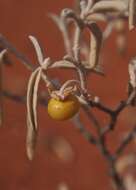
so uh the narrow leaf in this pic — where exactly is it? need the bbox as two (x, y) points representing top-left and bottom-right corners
(49, 13), (64, 32)
(86, 13), (107, 22)
(50, 60), (75, 69)
(26, 67), (42, 160)
(29, 36), (44, 65)
(0, 49), (7, 127)
(88, 23), (102, 69)
(89, 1), (127, 13)
(128, 58), (136, 88)
(128, 58), (136, 106)
(129, 0), (136, 30)
(49, 13), (72, 56)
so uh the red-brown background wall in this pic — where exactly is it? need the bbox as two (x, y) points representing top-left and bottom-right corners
(0, 0), (136, 190)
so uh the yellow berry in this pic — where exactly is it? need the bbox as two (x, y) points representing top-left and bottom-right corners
(47, 95), (80, 121)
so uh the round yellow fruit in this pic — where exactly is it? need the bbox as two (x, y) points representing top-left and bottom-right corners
(47, 95), (80, 121)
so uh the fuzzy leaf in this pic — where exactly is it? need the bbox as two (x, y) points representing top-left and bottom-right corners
(128, 58), (136, 88)
(49, 14), (64, 32)
(86, 13), (107, 22)
(90, 1), (127, 13)
(26, 67), (42, 160)
(50, 60), (75, 69)
(128, 58), (136, 106)
(29, 36), (44, 65)
(0, 49), (7, 127)
(88, 23), (102, 69)
(129, 0), (136, 30)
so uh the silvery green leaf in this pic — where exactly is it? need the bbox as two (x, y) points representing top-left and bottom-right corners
(128, 58), (136, 106)
(90, 1), (127, 13)
(50, 60), (75, 69)
(26, 67), (42, 160)
(29, 36), (45, 65)
(129, 0), (136, 30)
(128, 58), (136, 88)
(88, 23), (102, 69)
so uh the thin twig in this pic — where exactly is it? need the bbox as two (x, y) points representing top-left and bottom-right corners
(72, 114), (97, 144)
(0, 34), (35, 70)
(115, 126), (136, 157)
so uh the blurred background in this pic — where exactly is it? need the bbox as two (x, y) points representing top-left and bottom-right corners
(0, 0), (136, 190)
